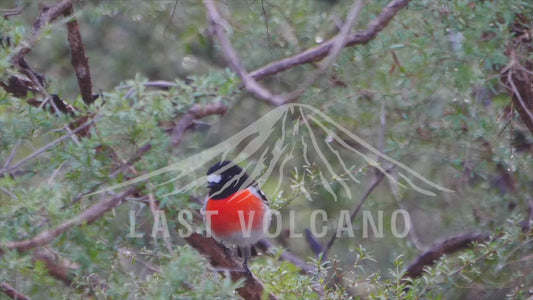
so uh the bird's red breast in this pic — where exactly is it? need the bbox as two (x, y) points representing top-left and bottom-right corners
(205, 188), (268, 239)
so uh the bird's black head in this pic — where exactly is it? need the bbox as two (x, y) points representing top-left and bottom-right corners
(207, 161), (252, 199)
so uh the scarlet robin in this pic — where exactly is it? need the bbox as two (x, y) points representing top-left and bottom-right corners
(204, 161), (271, 271)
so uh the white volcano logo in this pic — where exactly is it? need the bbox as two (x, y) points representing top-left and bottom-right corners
(88, 103), (452, 200)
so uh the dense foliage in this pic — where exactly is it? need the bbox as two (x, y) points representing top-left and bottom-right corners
(1, 0), (533, 299)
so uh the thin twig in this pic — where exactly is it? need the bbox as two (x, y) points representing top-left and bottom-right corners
(171, 101), (227, 147)
(164, 0), (180, 39)
(274, 0), (364, 104)
(0, 187), (18, 199)
(203, 0), (275, 103)
(122, 81), (180, 100)
(63, 139), (149, 209)
(205, 0), (408, 106)
(256, 238), (316, 275)
(323, 168), (387, 257)
(1, 140), (21, 170)
(260, 0), (272, 49)
(507, 67), (533, 131)
(0, 116), (98, 176)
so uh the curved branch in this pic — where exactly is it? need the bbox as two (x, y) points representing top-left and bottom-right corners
(204, 0), (410, 106)
(203, 0), (274, 103)
(249, 0), (412, 81)
(403, 231), (490, 279)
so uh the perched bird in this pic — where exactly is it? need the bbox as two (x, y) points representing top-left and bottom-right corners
(204, 161), (271, 271)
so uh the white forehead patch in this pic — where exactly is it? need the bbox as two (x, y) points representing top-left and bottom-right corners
(207, 174), (222, 184)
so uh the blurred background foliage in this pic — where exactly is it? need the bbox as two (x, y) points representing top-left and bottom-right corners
(1, 0), (533, 298)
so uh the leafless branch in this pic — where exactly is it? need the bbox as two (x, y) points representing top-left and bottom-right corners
(403, 231), (490, 279)
(2, 187), (137, 253)
(203, 0), (276, 104)
(171, 101), (227, 147)
(122, 80), (180, 99)
(184, 233), (277, 300)
(379, 101), (424, 251)
(144, 80), (179, 89)
(260, 0), (272, 49)
(249, 0), (412, 81)
(519, 198), (533, 232)
(506, 65), (533, 134)
(204, 0), (408, 106)
(7, 0), (73, 101)
(1, 140), (21, 171)
(1, 7), (22, 18)
(0, 282), (30, 300)
(2, 0), (93, 115)
(11, 0), (73, 66)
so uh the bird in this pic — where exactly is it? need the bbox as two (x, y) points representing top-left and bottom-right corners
(204, 161), (271, 272)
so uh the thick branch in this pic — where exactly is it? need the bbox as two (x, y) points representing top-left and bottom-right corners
(32, 248), (74, 286)
(403, 231), (490, 279)
(249, 0), (412, 81)
(0, 282), (30, 300)
(2, 187), (137, 253)
(184, 233), (277, 300)
(64, 3), (95, 104)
